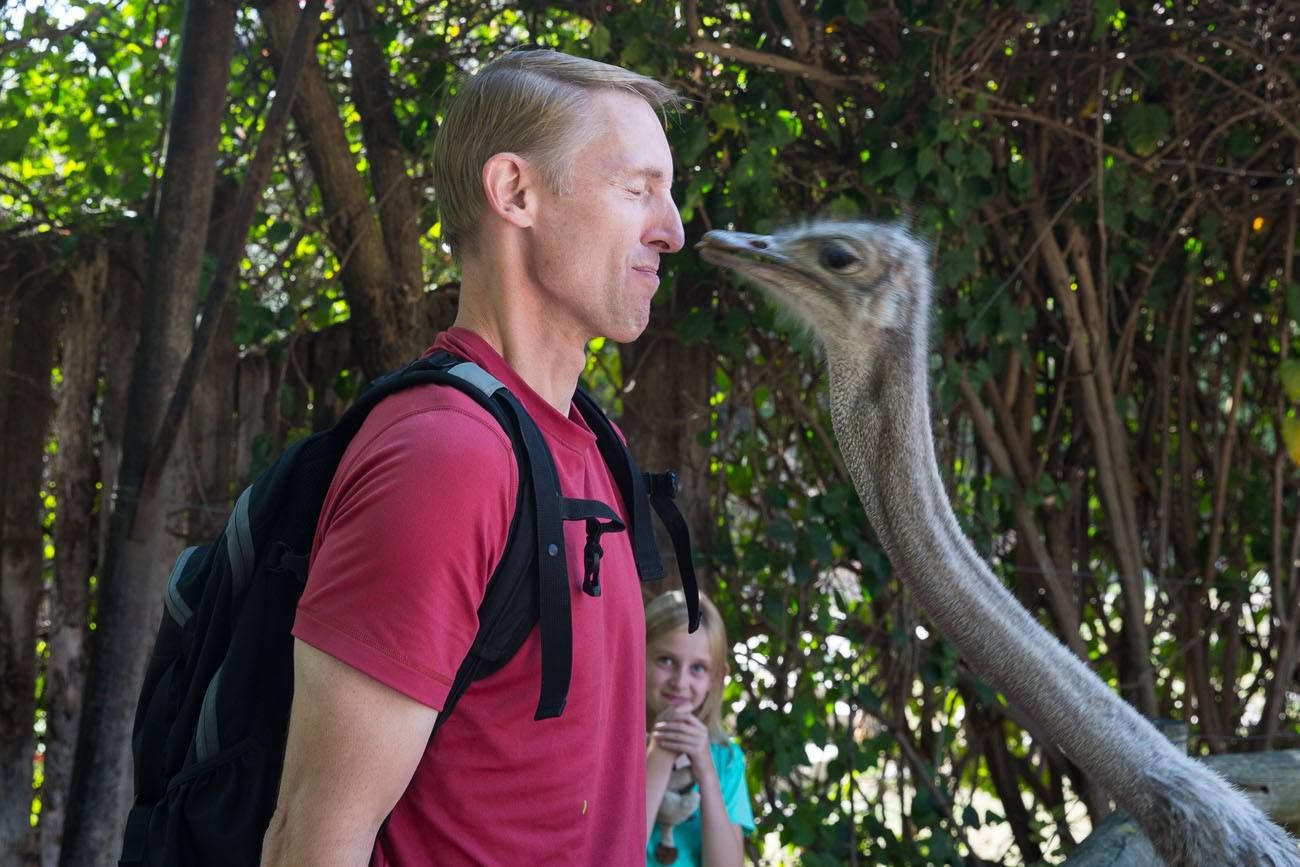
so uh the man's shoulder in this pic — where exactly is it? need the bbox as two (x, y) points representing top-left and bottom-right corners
(314, 381), (522, 548)
(326, 382), (520, 499)
(355, 382), (515, 454)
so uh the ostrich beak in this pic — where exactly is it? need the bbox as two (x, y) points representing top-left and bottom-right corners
(695, 230), (788, 269)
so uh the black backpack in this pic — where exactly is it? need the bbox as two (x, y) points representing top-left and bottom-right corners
(118, 348), (700, 867)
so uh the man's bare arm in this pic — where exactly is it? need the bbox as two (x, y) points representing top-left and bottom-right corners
(259, 640), (438, 867)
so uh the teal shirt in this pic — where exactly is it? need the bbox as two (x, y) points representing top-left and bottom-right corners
(646, 741), (755, 867)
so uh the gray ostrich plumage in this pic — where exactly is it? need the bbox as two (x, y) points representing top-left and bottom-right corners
(697, 220), (1299, 867)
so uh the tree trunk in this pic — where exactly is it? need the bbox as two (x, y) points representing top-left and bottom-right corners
(341, 0), (425, 300)
(39, 248), (109, 867)
(59, 0), (238, 862)
(1032, 206), (1157, 715)
(0, 247), (65, 867)
(93, 230), (148, 595)
(261, 0), (423, 379)
(172, 296), (238, 543)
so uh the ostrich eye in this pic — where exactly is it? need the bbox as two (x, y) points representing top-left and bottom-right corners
(818, 242), (860, 272)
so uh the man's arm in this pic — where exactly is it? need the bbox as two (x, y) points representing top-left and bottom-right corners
(259, 640), (438, 867)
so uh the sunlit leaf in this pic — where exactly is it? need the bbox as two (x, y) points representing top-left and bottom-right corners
(589, 23), (610, 58)
(1283, 361), (1300, 402)
(1284, 417), (1300, 466)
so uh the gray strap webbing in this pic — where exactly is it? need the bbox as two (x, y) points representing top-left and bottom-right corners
(446, 362), (504, 398)
(164, 546), (200, 627)
(195, 666), (223, 763)
(225, 486), (255, 601)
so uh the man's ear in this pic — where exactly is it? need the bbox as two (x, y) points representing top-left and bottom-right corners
(481, 152), (536, 230)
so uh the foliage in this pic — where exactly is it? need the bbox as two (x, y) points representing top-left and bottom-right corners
(4, 0), (1299, 864)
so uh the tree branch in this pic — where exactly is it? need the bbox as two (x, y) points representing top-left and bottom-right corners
(682, 0), (873, 89)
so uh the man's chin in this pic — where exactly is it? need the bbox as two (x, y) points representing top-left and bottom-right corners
(603, 320), (650, 345)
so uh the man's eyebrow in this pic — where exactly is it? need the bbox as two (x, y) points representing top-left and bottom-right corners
(613, 166), (668, 182)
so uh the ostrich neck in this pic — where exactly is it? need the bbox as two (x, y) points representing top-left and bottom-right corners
(823, 347), (1177, 822)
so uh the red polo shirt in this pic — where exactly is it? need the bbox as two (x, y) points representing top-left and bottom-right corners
(294, 327), (646, 865)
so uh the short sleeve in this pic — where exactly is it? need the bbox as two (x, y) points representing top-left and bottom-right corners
(293, 394), (517, 711)
(716, 741), (755, 832)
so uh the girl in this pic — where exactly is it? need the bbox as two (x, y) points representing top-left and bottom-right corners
(645, 591), (754, 866)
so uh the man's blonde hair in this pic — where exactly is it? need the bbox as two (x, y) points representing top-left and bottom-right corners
(431, 48), (683, 259)
(645, 590), (731, 743)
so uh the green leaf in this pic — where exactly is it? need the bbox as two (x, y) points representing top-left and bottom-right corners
(1284, 417), (1300, 466)
(821, 485), (850, 516)
(676, 121), (709, 165)
(893, 169), (917, 201)
(708, 103), (741, 134)
(845, 0), (868, 25)
(855, 682), (882, 713)
(863, 147), (904, 183)
(968, 145), (993, 178)
(620, 37), (651, 67)
(1093, 0), (1120, 39)
(1124, 104), (1169, 157)
(66, 120), (90, 149)
(1008, 158), (1032, 195)
(809, 525), (834, 565)
(1282, 360), (1300, 402)
(935, 165), (957, 202)
(916, 146), (937, 177)
(827, 194), (860, 217)
(266, 220), (294, 245)
(1286, 283), (1300, 325)
(0, 117), (39, 165)
(678, 306), (712, 344)
(936, 245), (978, 287)
(771, 110), (801, 146)
(589, 24), (611, 58)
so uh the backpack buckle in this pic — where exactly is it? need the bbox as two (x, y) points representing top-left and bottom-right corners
(268, 540), (309, 585)
(581, 516), (624, 597)
(645, 471), (679, 500)
(558, 498), (626, 599)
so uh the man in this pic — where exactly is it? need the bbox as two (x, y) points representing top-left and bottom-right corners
(259, 49), (685, 866)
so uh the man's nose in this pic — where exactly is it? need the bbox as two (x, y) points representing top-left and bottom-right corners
(647, 196), (685, 253)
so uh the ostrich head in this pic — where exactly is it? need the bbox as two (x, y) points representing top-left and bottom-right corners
(696, 220), (936, 454)
(695, 220), (932, 368)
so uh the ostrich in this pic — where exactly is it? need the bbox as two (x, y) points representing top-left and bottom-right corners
(697, 220), (1300, 866)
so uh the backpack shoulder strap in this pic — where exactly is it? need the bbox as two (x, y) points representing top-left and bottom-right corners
(404, 351), (577, 724)
(571, 388), (701, 632)
(571, 389), (660, 577)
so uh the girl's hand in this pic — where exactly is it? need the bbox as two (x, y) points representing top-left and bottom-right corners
(650, 707), (714, 779)
(647, 705), (688, 762)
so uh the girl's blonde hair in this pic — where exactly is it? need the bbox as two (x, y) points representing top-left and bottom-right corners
(645, 590), (730, 742)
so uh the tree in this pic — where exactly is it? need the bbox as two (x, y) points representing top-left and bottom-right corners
(58, 0), (240, 860)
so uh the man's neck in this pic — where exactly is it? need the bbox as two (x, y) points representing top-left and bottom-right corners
(454, 272), (587, 415)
